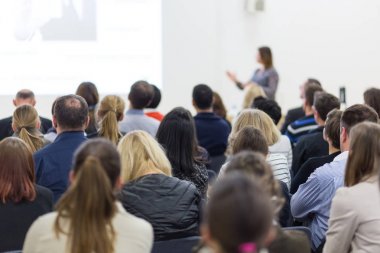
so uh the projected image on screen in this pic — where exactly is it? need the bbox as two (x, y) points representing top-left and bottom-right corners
(0, 0), (161, 95)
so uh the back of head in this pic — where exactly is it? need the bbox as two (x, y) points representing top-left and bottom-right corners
(304, 83), (323, 107)
(232, 126), (269, 155)
(12, 104), (43, 152)
(156, 107), (197, 177)
(232, 109), (280, 146)
(345, 122), (380, 186)
(118, 130), (172, 182)
(363, 87), (380, 116)
(341, 104), (379, 134)
(128, 80), (154, 109)
(243, 85), (266, 109)
(55, 138), (120, 253)
(252, 96), (282, 125)
(146, 84), (162, 109)
(0, 137), (35, 203)
(98, 95), (125, 144)
(14, 89), (36, 106)
(212, 92), (228, 119)
(258, 46), (273, 69)
(306, 78), (322, 87)
(313, 91), (340, 121)
(225, 151), (284, 216)
(76, 82), (99, 134)
(54, 94), (89, 131)
(204, 171), (273, 253)
(324, 109), (343, 150)
(193, 84), (213, 110)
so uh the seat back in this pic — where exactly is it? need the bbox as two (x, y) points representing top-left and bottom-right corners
(283, 226), (312, 244)
(151, 236), (200, 253)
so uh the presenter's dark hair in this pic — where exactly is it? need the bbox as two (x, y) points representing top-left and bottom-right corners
(146, 84), (162, 109)
(364, 87), (380, 116)
(252, 96), (282, 125)
(128, 80), (154, 109)
(54, 94), (89, 130)
(156, 107), (200, 177)
(258, 46), (273, 69)
(341, 104), (379, 134)
(313, 92), (340, 121)
(193, 84), (213, 109)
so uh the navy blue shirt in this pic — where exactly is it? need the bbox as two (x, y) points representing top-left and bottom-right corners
(33, 131), (87, 202)
(194, 112), (230, 156)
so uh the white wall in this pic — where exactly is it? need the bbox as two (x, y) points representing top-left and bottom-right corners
(1, 0), (380, 119)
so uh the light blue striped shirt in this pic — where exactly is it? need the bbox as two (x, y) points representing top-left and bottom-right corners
(291, 151), (348, 250)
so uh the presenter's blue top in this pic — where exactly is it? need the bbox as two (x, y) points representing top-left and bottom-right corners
(250, 67), (279, 100)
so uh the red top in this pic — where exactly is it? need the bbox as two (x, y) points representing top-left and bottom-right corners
(145, 111), (164, 122)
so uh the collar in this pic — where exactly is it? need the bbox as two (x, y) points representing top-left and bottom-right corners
(333, 151), (349, 162)
(54, 131), (85, 142)
(126, 109), (144, 115)
(195, 112), (216, 117)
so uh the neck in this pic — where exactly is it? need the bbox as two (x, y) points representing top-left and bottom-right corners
(316, 118), (325, 126)
(304, 106), (313, 116)
(197, 108), (213, 113)
(329, 145), (340, 155)
(57, 127), (84, 135)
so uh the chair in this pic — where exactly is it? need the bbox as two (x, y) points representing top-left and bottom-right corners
(151, 236), (201, 253)
(2, 251), (22, 253)
(208, 155), (226, 175)
(283, 226), (312, 244)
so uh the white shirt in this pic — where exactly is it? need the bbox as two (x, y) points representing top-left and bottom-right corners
(23, 202), (153, 253)
(269, 135), (293, 172)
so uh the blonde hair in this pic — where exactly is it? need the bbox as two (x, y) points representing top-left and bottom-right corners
(98, 95), (125, 145)
(229, 109), (280, 154)
(12, 105), (44, 153)
(117, 131), (172, 182)
(242, 85), (266, 109)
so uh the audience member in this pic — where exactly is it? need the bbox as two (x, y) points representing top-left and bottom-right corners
(43, 99), (58, 143)
(145, 84), (164, 121)
(285, 82), (323, 144)
(228, 109), (291, 183)
(156, 107), (208, 197)
(291, 104), (379, 251)
(88, 95), (125, 144)
(193, 84), (231, 156)
(34, 94), (88, 202)
(224, 152), (310, 252)
(119, 80), (160, 136)
(281, 78), (321, 134)
(242, 84), (266, 109)
(75, 82), (99, 135)
(252, 96), (282, 126)
(201, 172), (274, 253)
(24, 139), (153, 253)
(212, 91), (231, 128)
(118, 131), (202, 241)
(323, 122), (380, 253)
(292, 92), (340, 176)
(12, 104), (47, 153)
(363, 87), (380, 116)
(291, 109), (342, 194)
(0, 89), (52, 140)
(0, 138), (52, 252)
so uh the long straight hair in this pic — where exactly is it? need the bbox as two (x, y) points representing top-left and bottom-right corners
(156, 107), (199, 177)
(345, 122), (380, 186)
(258, 46), (273, 69)
(12, 104), (44, 153)
(54, 139), (120, 253)
(98, 95), (125, 144)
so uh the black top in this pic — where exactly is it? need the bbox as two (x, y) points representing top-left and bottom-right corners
(0, 116), (52, 141)
(0, 185), (53, 252)
(279, 181), (292, 227)
(291, 126), (328, 176)
(120, 174), (202, 241)
(281, 106), (305, 134)
(173, 163), (208, 198)
(290, 151), (341, 194)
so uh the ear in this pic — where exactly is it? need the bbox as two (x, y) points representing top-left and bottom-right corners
(31, 98), (36, 107)
(119, 113), (124, 122)
(13, 99), (17, 107)
(84, 115), (90, 129)
(36, 119), (41, 130)
(263, 226), (277, 247)
(69, 170), (75, 184)
(115, 176), (123, 190)
(52, 115), (58, 129)
(11, 122), (17, 132)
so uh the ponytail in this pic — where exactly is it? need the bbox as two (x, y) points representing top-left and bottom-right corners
(99, 111), (121, 145)
(55, 156), (117, 253)
(18, 127), (44, 153)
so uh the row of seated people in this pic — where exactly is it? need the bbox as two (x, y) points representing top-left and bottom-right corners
(0, 79), (380, 253)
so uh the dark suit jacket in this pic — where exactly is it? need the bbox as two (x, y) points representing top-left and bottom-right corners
(0, 116), (52, 141)
(281, 106), (305, 134)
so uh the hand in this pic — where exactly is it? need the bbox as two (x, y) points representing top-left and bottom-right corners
(226, 71), (238, 83)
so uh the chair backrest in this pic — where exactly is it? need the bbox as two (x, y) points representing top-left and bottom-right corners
(283, 226), (312, 244)
(151, 236), (201, 253)
(208, 155), (226, 175)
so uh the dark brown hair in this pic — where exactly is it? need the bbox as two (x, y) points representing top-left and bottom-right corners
(304, 83), (323, 107)
(54, 94), (89, 130)
(232, 126), (269, 156)
(364, 87), (380, 116)
(345, 122), (380, 186)
(324, 109), (343, 150)
(258, 46), (273, 69)
(55, 139), (120, 253)
(76, 82), (99, 134)
(212, 92), (228, 119)
(205, 172), (273, 253)
(0, 137), (36, 203)
(128, 80), (154, 109)
(313, 91), (340, 121)
(341, 104), (379, 134)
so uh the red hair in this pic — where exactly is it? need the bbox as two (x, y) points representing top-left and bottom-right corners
(0, 137), (36, 203)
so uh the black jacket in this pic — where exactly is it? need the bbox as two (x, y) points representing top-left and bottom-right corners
(120, 174), (202, 241)
(0, 115), (52, 141)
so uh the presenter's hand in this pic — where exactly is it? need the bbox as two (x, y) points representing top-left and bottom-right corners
(226, 71), (238, 83)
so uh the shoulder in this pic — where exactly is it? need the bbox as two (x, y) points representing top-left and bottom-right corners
(36, 185), (54, 199)
(116, 202), (153, 232)
(268, 153), (287, 163)
(0, 116), (12, 124)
